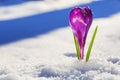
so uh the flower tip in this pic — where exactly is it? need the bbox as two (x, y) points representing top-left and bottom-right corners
(84, 6), (90, 10)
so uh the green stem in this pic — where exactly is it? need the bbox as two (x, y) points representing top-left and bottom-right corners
(86, 25), (98, 62)
(73, 33), (80, 60)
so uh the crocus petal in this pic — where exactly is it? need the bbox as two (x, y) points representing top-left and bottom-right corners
(69, 7), (93, 59)
(83, 6), (93, 44)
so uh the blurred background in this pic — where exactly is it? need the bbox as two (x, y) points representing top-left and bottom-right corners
(0, 0), (120, 45)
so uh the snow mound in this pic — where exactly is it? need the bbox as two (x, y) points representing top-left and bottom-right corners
(34, 58), (120, 80)
(1, 57), (120, 80)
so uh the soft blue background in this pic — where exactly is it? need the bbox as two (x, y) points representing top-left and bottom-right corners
(0, 0), (120, 45)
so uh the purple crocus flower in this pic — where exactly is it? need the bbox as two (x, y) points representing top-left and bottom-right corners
(69, 7), (93, 59)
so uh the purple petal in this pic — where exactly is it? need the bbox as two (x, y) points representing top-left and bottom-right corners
(83, 6), (93, 45)
(69, 7), (93, 59)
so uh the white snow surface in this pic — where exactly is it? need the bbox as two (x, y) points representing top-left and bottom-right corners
(0, 0), (120, 80)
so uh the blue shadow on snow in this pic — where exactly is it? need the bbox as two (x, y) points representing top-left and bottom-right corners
(0, 0), (120, 45)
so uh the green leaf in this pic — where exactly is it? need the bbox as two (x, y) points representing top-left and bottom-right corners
(73, 33), (80, 60)
(86, 25), (98, 62)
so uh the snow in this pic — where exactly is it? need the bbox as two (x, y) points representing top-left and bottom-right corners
(0, 0), (93, 20)
(0, 0), (120, 80)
